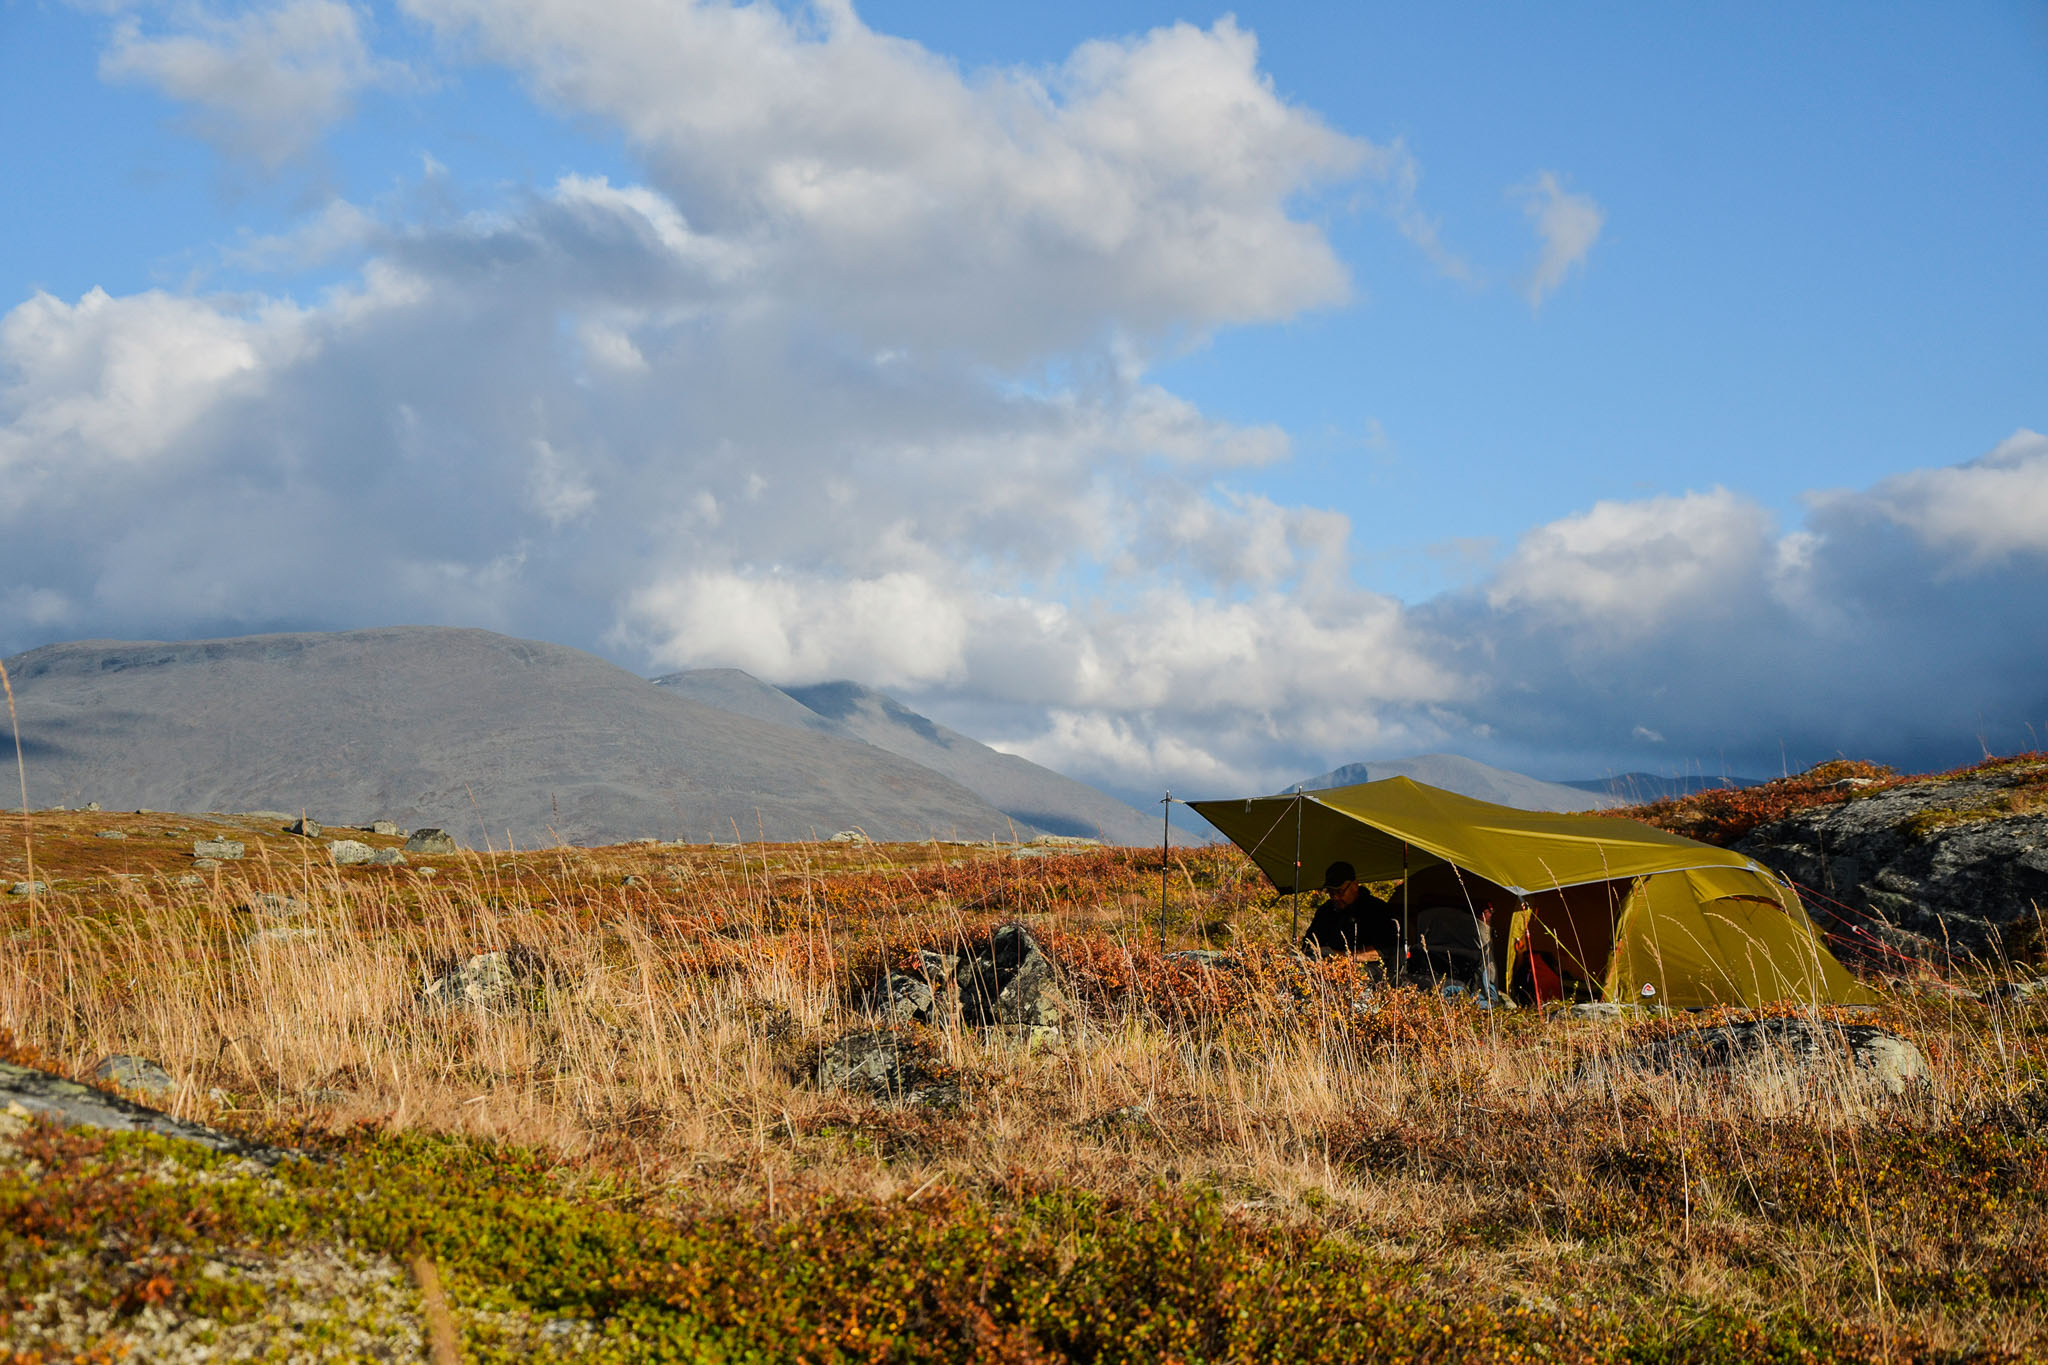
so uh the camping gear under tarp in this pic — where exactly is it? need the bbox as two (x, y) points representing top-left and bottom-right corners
(1189, 777), (1871, 1009)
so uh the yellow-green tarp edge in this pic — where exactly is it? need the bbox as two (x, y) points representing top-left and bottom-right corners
(1189, 776), (1769, 896)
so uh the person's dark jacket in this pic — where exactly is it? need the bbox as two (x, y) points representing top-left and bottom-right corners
(1300, 889), (1401, 963)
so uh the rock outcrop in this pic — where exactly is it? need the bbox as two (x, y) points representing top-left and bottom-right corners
(1733, 761), (2048, 964)
(1624, 1018), (1929, 1097)
(1, 1061), (288, 1163)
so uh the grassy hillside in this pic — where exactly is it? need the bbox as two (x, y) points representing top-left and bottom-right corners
(2, 803), (2046, 1361)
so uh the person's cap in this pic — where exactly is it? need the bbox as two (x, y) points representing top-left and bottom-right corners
(1321, 860), (1356, 890)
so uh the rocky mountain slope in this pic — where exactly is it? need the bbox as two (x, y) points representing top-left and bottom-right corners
(656, 670), (1176, 845)
(1299, 753), (1625, 812)
(0, 628), (1030, 846)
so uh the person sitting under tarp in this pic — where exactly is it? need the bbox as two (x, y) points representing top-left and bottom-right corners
(1300, 861), (1400, 965)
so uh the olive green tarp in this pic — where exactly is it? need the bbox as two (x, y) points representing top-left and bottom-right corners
(1189, 777), (1872, 1008)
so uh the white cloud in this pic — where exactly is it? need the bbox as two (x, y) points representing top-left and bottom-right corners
(401, 2), (1369, 359)
(1485, 488), (1775, 628)
(1513, 170), (1604, 307)
(100, 0), (408, 167)
(1829, 428), (2048, 566)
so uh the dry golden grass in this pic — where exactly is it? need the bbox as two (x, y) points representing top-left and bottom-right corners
(4, 807), (2048, 1360)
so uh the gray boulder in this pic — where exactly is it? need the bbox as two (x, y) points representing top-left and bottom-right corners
(420, 950), (538, 1011)
(193, 838), (245, 860)
(240, 892), (309, 918)
(95, 830), (127, 840)
(406, 828), (459, 855)
(91, 1054), (176, 1098)
(1634, 1017), (1928, 1096)
(366, 820), (403, 837)
(1732, 762), (2048, 963)
(1, 1060), (286, 1163)
(870, 971), (936, 1026)
(814, 1030), (957, 1106)
(960, 923), (1070, 1034)
(326, 839), (375, 866)
(8, 881), (47, 896)
(287, 817), (322, 837)
(368, 846), (407, 867)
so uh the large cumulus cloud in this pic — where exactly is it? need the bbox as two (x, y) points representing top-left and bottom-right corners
(3, 1), (2041, 803)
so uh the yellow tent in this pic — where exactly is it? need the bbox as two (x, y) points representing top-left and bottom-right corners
(1188, 777), (1871, 1008)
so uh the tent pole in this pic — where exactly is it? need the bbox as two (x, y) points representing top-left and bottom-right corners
(1159, 792), (1170, 955)
(1291, 788), (1303, 942)
(1401, 842), (1411, 984)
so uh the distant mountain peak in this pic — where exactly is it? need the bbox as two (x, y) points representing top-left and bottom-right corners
(1299, 753), (1623, 813)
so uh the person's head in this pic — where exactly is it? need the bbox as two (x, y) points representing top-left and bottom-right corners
(1322, 860), (1358, 902)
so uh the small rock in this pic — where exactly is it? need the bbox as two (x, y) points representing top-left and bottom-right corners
(300, 1087), (349, 1108)
(368, 847), (406, 866)
(815, 1029), (957, 1106)
(95, 830), (128, 840)
(871, 971), (936, 1025)
(1083, 1104), (1155, 1137)
(190, 858), (219, 871)
(415, 867), (439, 880)
(917, 948), (960, 982)
(366, 820), (402, 836)
(1982, 978), (2048, 1005)
(405, 828), (459, 855)
(1166, 949), (1240, 970)
(175, 874), (204, 888)
(92, 1055), (176, 1098)
(1567, 1002), (1629, 1021)
(81, 801), (102, 812)
(1028, 834), (1102, 848)
(621, 874), (644, 887)
(421, 950), (528, 1010)
(829, 830), (870, 844)
(286, 817), (322, 837)
(244, 926), (318, 948)
(193, 838), (244, 860)
(326, 839), (375, 866)
(8, 881), (48, 896)
(960, 923), (1070, 1032)
(239, 892), (309, 918)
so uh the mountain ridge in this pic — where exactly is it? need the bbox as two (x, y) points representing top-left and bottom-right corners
(1, 627), (1031, 846)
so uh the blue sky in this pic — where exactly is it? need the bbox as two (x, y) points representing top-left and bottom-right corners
(1, 0), (2043, 797)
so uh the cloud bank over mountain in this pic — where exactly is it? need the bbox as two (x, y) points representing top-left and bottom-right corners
(1, 1), (2041, 801)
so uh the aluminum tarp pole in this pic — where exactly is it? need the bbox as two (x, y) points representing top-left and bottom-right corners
(1159, 792), (1170, 955)
(1291, 788), (1304, 941)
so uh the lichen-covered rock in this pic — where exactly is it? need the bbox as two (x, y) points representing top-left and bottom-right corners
(814, 1030), (957, 1106)
(91, 1054), (176, 1098)
(419, 949), (545, 1010)
(326, 839), (375, 866)
(367, 847), (406, 867)
(287, 817), (322, 837)
(1732, 761), (2048, 963)
(194, 838), (245, 860)
(8, 881), (47, 896)
(405, 828), (459, 855)
(959, 923), (1070, 1033)
(1633, 1018), (1929, 1096)
(1, 1060), (286, 1162)
(366, 820), (403, 836)
(870, 971), (936, 1025)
